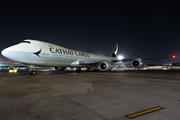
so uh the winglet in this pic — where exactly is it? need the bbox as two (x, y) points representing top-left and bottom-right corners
(110, 44), (118, 58)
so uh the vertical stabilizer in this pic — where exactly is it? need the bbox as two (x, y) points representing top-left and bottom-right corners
(110, 44), (118, 57)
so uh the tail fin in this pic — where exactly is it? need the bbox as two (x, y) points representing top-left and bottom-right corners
(110, 44), (118, 57)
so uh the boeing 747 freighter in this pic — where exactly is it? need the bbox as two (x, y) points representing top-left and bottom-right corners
(1, 39), (176, 75)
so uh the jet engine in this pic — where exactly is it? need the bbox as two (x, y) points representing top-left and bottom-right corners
(131, 58), (143, 67)
(98, 61), (113, 71)
(55, 67), (66, 71)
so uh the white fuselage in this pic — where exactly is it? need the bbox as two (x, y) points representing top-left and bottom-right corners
(1, 40), (117, 67)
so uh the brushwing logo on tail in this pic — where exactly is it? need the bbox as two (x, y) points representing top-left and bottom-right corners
(34, 49), (42, 57)
(114, 45), (118, 55)
(111, 44), (118, 57)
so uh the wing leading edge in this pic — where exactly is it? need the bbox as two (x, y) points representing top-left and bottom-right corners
(112, 56), (177, 62)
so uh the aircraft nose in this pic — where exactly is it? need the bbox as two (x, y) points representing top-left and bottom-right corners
(1, 48), (9, 58)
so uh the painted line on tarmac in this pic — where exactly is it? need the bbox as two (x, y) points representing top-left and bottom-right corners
(125, 106), (164, 119)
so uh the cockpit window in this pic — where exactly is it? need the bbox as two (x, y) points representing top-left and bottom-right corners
(21, 41), (31, 44)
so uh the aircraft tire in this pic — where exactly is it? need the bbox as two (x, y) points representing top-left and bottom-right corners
(76, 68), (82, 73)
(29, 70), (36, 75)
(86, 69), (90, 72)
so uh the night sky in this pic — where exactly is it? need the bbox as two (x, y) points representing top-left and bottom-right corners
(0, 1), (179, 64)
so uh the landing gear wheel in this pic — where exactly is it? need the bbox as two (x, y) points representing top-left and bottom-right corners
(29, 65), (36, 75)
(29, 70), (36, 75)
(86, 69), (90, 72)
(76, 68), (82, 73)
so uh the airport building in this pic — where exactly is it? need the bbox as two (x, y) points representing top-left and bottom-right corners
(0, 62), (28, 70)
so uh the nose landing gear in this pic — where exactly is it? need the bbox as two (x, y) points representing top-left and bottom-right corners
(29, 70), (36, 75)
(29, 65), (36, 75)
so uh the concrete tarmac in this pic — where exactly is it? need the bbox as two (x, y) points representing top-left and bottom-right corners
(0, 70), (180, 120)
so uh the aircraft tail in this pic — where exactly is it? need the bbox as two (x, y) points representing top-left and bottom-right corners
(110, 44), (118, 57)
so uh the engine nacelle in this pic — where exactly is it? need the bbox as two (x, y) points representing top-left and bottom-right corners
(55, 67), (66, 71)
(131, 58), (143, 67)
(98, 61), (113, 71)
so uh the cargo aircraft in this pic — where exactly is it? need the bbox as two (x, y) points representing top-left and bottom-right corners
(1, 39), (176, 75)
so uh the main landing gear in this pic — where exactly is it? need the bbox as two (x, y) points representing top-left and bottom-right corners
(29, 65), (36, 75)
(76, 68), (82, 73)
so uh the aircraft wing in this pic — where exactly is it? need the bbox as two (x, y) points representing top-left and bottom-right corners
(78, 60), (103, 65)
(71, 55), (177, 66)
(112, 56), (177, 62)
(71, 60), (103, 66)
